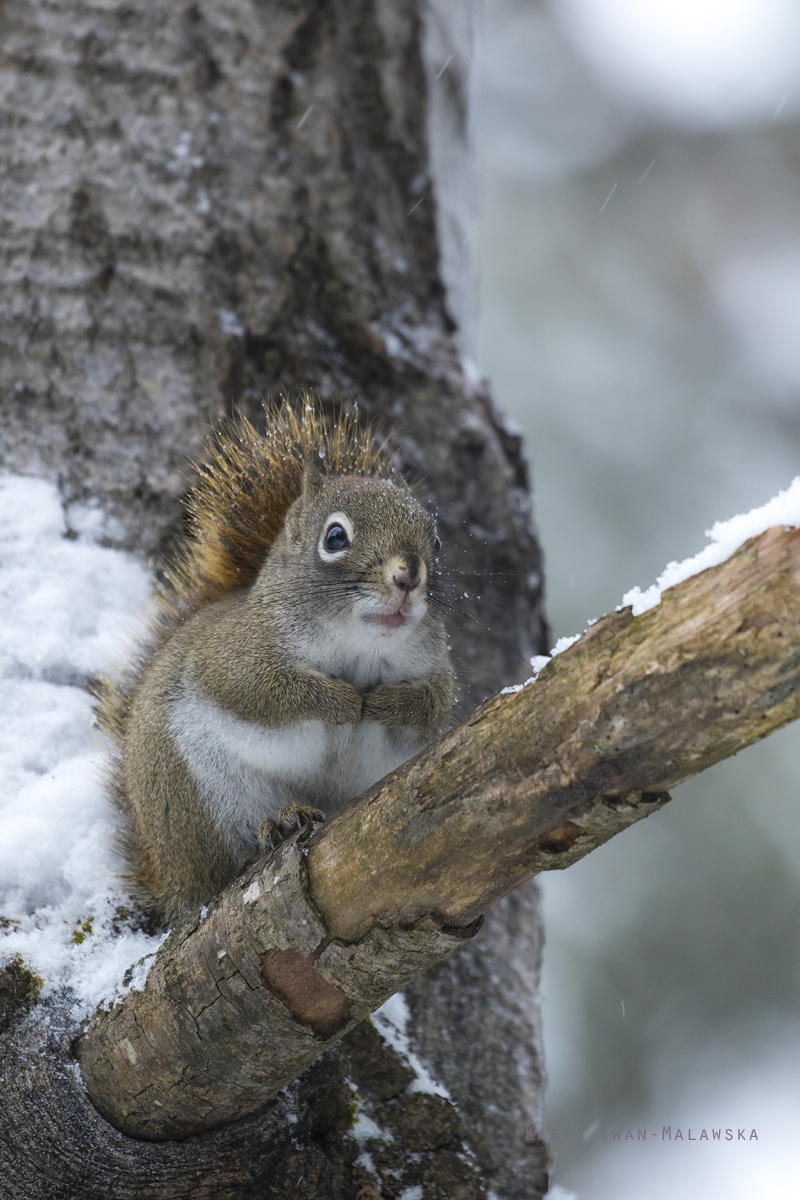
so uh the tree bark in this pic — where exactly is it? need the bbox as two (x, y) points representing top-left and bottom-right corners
(75, 522), (800, 1140)
(1, 1), (549, 1197)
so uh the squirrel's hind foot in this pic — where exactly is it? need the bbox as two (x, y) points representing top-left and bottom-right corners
(258, 804), (326, 853)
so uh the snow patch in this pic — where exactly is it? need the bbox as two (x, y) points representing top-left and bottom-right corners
(0, 473), (166, 1018)
(356, 1150), (377, 1176)
(551, 632), (582, 656)
(398, 1187), (424, 1200)
(218, 308), (245, 339)
(373, 993), (452, 1099)
(621, 476), (800, 615)
(503, 478), (800, 694)
(352, 1111), (394, 1144)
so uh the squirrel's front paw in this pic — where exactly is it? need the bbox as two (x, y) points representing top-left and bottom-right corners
(258, 804), (326, 853)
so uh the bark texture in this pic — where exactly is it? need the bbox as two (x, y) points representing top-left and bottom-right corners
(76, 523), (800, 1143)
(1, 1001), (493, 1200)
(78, 836), (480, 1141)
(1, 1), (549, 1196)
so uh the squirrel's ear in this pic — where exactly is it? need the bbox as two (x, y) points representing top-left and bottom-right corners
(301, 457), (326, 499)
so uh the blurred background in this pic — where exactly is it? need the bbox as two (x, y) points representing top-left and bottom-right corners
(474, 0), (800, 1195)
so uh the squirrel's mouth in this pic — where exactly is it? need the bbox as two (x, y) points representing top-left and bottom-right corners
(363, 596), (419, 629)
(364, 610), (407, 629)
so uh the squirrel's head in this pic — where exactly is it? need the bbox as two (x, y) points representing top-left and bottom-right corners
(253, 462), (444, 664)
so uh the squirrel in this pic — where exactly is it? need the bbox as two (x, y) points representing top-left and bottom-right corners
(97, 401), (454, 927)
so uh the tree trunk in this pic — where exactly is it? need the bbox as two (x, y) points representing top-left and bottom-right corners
(0, 1), (549, 1197)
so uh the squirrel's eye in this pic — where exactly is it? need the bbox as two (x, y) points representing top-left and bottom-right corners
(434, 535), (441, 553)
(324, 524), (350, 553)
(318, 511), (354, 561)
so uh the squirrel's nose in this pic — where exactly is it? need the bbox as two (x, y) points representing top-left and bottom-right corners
(392, 570), (419, 593)
(392, 556), (420, 593)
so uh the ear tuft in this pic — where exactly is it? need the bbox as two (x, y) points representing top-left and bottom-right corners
(302, 457), (326, 499)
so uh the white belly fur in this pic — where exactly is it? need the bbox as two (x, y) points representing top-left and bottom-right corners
(168, 684), (419, 852)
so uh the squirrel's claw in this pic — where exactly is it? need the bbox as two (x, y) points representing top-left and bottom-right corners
(258, 804), (326, 853)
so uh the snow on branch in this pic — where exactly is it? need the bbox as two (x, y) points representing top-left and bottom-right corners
(620, 475), (800, 615)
